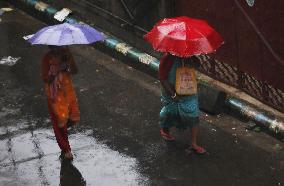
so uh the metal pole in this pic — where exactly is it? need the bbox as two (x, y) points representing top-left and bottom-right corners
(226, 97), (284, 135)
(78, 0), (147, 33)
(119, 0), (135, 21)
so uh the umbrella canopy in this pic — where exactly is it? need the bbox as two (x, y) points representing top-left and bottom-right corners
(144, 16), (224, 57)
(28, 23), (105, 46)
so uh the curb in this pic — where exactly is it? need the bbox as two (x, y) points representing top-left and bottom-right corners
(8, 0), (284, 137)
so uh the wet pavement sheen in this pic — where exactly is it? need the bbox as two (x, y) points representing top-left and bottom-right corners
(0, 129), (148, 186)
(0, 6), (283, 186)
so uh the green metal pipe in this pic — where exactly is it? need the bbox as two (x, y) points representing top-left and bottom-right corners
(226, 98), (284, 135)
(10, 0), (284, 136)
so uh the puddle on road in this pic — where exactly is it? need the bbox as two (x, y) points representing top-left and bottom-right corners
(0, 129), (149, 186)
(0, 107), (21, 118)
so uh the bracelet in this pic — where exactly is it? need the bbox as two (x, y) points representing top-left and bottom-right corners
(171, 93), (177, 99)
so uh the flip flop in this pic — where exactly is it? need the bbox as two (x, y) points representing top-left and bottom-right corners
(190, 146), (206, 155)
(160, 129), (175, 141)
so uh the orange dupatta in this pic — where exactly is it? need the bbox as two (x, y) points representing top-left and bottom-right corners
(42, 48), (80, 128)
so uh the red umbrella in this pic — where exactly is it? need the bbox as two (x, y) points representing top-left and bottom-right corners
(144, 16), (224, 57)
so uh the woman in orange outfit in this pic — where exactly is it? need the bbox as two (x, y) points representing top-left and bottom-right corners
(42, 46), (80, 160)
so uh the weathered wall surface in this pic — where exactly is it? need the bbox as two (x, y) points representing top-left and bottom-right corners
(174, 0), (284, 112)
(175, 0), (284, 91)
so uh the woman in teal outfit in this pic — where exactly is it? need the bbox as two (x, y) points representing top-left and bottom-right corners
(159, 53), (206, 154)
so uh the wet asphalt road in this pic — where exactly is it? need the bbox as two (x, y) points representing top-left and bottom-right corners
(0, 6), (284, 186)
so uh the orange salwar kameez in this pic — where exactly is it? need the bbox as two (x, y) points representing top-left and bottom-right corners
(42, 48), (80, 153)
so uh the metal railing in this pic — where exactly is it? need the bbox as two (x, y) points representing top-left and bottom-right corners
(199, 56), (284, 113)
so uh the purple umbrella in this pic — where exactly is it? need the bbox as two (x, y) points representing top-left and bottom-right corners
(28, 23), (105, 46)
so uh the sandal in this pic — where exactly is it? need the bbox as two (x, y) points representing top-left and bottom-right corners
(190, 146), (206, 155)
(160, 129), (175, 141)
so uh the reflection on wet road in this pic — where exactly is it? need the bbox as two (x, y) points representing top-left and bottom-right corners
(0, 128), (148, 186)
(60, 159), (86, 186)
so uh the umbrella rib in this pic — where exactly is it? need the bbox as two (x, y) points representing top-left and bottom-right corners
(186, 23), (206, 39)
(79, 25), (93, 43)
(86, 24), (104, 42)
(164, 29), (184, 41)
(88, 25), (102, 42)
(71, 27), (76, 45)
(58, 29), (64, 46)
(79, 25), (90, 44)
(71, 24), (88, 44)
(65, 23), (76, 45)
(45, 30), (54, 45)
(78, 24), (103, 44)
(186, 23), (213, 53)
(30, 28), (45, 44)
